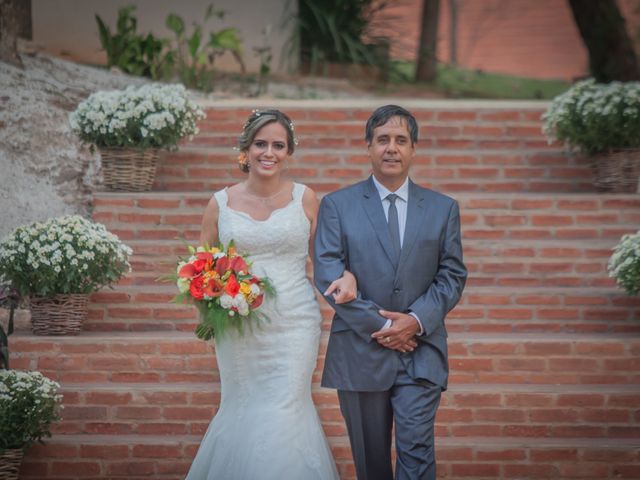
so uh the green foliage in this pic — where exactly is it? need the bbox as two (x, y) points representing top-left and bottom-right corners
(96, 6), (171, 80)
(253, 26), (273, 96)
(165, 5), (244, 92)
(286, 0), (388, 74)
(543, 79), (640, 154)
(0, 215), (132, 298)
(69, 83), (205, 150)
(388, 61), (570, 100)
(608, 230), (640, 296)
(0, 286), (19, 370)
(0, 370), (62, 451)
(96, 4), (245, 91)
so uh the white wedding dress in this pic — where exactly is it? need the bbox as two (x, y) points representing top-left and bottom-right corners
(185, 183), (339, 480)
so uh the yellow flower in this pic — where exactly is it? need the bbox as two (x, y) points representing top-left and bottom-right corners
(204, 270), (219, 281)
(239, 282), (252, 296)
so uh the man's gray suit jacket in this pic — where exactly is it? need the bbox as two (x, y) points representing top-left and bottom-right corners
(314, 176), (467, 392)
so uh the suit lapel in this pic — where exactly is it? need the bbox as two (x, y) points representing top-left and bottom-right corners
(361, 177), (396, 267)
(396, 180), (427, 276)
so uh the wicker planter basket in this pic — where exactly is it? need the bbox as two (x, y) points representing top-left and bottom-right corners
(592, 149), (640, 193)
(99, 147), (159, 192)
(30, 294), (88, 336)
(0, 449), (23, 480)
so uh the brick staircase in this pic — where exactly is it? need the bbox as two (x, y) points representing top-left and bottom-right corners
(10, 100), (640, 479)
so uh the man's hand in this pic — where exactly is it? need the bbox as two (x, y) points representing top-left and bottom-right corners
(371, 310), (420, 352)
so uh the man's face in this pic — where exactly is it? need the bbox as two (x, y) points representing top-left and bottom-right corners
(368, 116), (415, 189)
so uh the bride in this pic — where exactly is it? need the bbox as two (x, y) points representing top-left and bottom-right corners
(185, 109), (355, 479)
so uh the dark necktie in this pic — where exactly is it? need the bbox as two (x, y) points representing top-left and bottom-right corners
(386, 193), (401, 262)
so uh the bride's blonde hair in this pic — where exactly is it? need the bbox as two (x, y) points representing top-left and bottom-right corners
(237, 109), (297, 173)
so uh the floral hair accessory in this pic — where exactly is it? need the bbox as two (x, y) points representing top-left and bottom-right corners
(237, 151), (248, 168)
(241, 109), (298, 146)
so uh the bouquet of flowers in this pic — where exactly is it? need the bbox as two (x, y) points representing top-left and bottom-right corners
(174, 241), (274, 339)
(69, 83), (206, 151)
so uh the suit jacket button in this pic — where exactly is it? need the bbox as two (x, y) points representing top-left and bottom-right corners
(393, 288), (401, 294)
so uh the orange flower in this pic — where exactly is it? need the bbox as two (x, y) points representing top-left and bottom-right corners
(203, 277), (224, 297)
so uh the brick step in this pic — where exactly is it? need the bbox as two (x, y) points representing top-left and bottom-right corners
(10, 331), (640, 385)
(50, 382), (639, 440)
(92, 193), (640, 242)
(121, 237), (620, 288)
(20, 434), (640, 480)
(435, 437), (640, 480)
(152, 102), (596, 194)
(85, 286), (640, 333)
(155, 146), (596, 194)
(189, 104), (550, 151)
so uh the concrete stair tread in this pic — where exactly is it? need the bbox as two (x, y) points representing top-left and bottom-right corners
(58, 381), (639, 394)
(93, 191), (640, 199)
(102, 283), (634, 294)
(123, 237), (622, 246)
(11, 330), (640, 341)
(41, 433), (640, 447)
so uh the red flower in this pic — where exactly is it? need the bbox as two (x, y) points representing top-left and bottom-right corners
(229, 256), (248, 273)
(215, 256), (230, 276)
(178, 263), (198, 278)
(225, 274), (240, 296)
(250, 294), (264, 309)
(189, 276), (205, 300)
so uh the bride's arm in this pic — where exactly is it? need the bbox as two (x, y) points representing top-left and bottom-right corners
(302, 186), (357, 304)
(199, 196), (220, 247)
(302, 185), (319, 259)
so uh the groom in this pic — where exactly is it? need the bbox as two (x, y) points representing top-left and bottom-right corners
(314, 105), (467, 479)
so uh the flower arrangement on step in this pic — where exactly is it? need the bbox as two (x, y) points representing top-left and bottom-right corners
(542, 78), (640, 192)
(171, 241), (274, 340)
(0, 215), (132, 335)
(608, 230), (640, 295)
(0, 369), (63, 476)
(69, 83), (206, 191)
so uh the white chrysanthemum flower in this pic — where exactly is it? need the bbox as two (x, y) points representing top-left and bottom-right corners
(0, 215), (131, 297)
(177, 277), (190, 293)
(69, 83), (205, 150)
(219, 294), (234, 309)
(233, 295), (249, 316)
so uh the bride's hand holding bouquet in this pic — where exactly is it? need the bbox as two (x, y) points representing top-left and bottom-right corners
(172, 241), (274, 340)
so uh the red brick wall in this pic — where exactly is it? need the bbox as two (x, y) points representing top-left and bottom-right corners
(371, 0), (640, 81)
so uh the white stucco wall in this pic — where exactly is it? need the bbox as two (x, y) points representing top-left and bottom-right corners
(32, 0), (297, 74)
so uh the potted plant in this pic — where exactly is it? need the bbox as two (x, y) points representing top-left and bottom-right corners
(0, 370), (62, 479)
(542, 78), (640, 192)
(69, 83), (206, 191)
(0, 285), (20, 369)
(608, 230), (640, 295)
(0, 215), (132, 335)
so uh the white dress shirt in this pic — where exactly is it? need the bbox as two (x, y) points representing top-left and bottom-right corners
(371, 176), (424, 336)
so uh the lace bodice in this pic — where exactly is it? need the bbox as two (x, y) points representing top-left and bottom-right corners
(214, 183), (310, 297)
